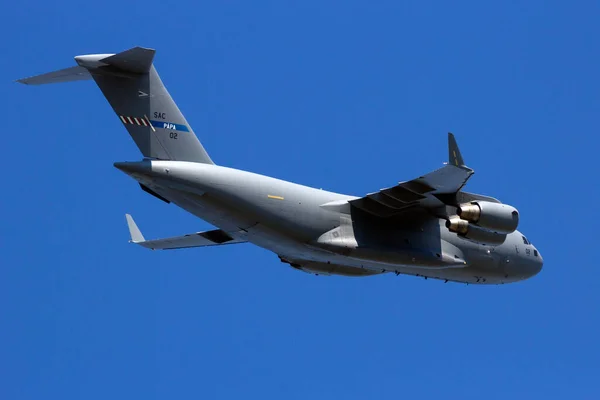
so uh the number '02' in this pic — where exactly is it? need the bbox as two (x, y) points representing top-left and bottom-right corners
(169, 132), (178, 139)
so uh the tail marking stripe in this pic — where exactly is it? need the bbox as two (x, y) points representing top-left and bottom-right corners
(120, 115), (156, 129)
(144, 115), (156, 132)
(149, 120), (190, 132)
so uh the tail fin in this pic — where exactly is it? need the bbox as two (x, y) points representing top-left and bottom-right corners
(18, 47), (214, 164)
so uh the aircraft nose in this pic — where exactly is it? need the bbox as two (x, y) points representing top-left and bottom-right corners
(533, 257), (543, 275)
(528, 248), (543, 277)
(509, 248), (543, 281)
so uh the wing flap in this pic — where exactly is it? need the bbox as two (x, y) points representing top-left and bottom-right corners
(350, 133), (474, 218)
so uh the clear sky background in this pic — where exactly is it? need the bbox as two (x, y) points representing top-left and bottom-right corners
(2, 1), (599, 398)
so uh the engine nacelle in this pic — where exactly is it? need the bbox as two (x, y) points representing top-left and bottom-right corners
(457, 201), (519, 234)
(446, 216), (507, 246)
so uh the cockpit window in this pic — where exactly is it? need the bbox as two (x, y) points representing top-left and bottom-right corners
(522, 236), (530, 245)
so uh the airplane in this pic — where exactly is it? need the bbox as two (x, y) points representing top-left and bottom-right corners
(18, 46), (543, 285)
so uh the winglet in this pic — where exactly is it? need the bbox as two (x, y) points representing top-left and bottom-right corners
(448, 132), (466, 168)
(125, 214), (145, 243)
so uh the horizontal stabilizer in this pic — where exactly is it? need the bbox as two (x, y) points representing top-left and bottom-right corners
(98, 47), (155, 74)
(124, 214), (247, 250)
(18, 47), (155, 85)
(17, 65), (91, 85)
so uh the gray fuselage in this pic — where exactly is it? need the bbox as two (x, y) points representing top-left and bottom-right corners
(115, 160), (543, 285)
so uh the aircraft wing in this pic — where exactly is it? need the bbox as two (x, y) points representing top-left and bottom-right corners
(125, 214), (247, 250)
(349, 133), (475, 217)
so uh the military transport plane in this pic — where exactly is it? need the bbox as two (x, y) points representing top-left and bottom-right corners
(19, 46), (542, 284)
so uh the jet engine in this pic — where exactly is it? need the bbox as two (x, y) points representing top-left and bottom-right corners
(457, 201), (519, 234)
(446, 216), (507, 245)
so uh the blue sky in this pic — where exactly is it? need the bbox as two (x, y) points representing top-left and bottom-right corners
(2, 1), (599, 398)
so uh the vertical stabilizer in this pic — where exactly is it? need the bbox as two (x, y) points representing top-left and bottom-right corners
(18, 47), (214, 164)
